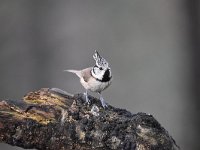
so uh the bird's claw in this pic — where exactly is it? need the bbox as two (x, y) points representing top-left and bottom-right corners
(84, 92), (90, 105)
(100, 97), (108, 108)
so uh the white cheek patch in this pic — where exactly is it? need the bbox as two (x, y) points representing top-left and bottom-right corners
(92, 67), (104, 81)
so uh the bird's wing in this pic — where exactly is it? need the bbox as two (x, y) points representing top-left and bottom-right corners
(81, 67), (93, 82)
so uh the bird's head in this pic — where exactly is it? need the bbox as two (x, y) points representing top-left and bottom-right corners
(92, 50), (111, 82)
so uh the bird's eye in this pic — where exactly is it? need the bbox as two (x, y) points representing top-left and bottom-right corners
(99, 67), (103, 70)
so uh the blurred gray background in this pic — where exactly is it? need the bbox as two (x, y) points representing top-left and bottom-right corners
(0, 0), (199, 150)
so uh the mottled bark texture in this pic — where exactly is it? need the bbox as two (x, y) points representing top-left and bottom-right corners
(0, 88), (179, 150)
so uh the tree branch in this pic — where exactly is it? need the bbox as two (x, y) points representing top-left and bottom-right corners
(0, 88), (179, 150)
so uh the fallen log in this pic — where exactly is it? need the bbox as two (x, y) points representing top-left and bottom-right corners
(0, 88), (179, 150)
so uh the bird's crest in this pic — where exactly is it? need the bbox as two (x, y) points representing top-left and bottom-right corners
(93, 50), (108, 68)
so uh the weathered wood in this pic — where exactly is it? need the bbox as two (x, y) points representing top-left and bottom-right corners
(0, 88), (179, 150)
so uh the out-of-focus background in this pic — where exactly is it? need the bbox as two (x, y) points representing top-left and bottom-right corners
(0, 0), (199, 150)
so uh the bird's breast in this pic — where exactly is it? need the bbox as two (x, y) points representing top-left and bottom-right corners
(80, 77), (111, 93)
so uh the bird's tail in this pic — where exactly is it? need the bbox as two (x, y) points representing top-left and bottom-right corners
(64, 69), (82, 78)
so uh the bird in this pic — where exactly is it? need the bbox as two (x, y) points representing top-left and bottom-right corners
(64, 50), (112, 108)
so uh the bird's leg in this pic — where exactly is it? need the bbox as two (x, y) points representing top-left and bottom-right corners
(98, 92), (108, 108)
(84, 90), (90, 104)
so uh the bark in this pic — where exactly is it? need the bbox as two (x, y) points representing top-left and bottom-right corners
(0, 88), (179, 150)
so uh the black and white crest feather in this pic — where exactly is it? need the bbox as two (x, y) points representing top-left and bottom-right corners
(93, 50), (108, 68)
